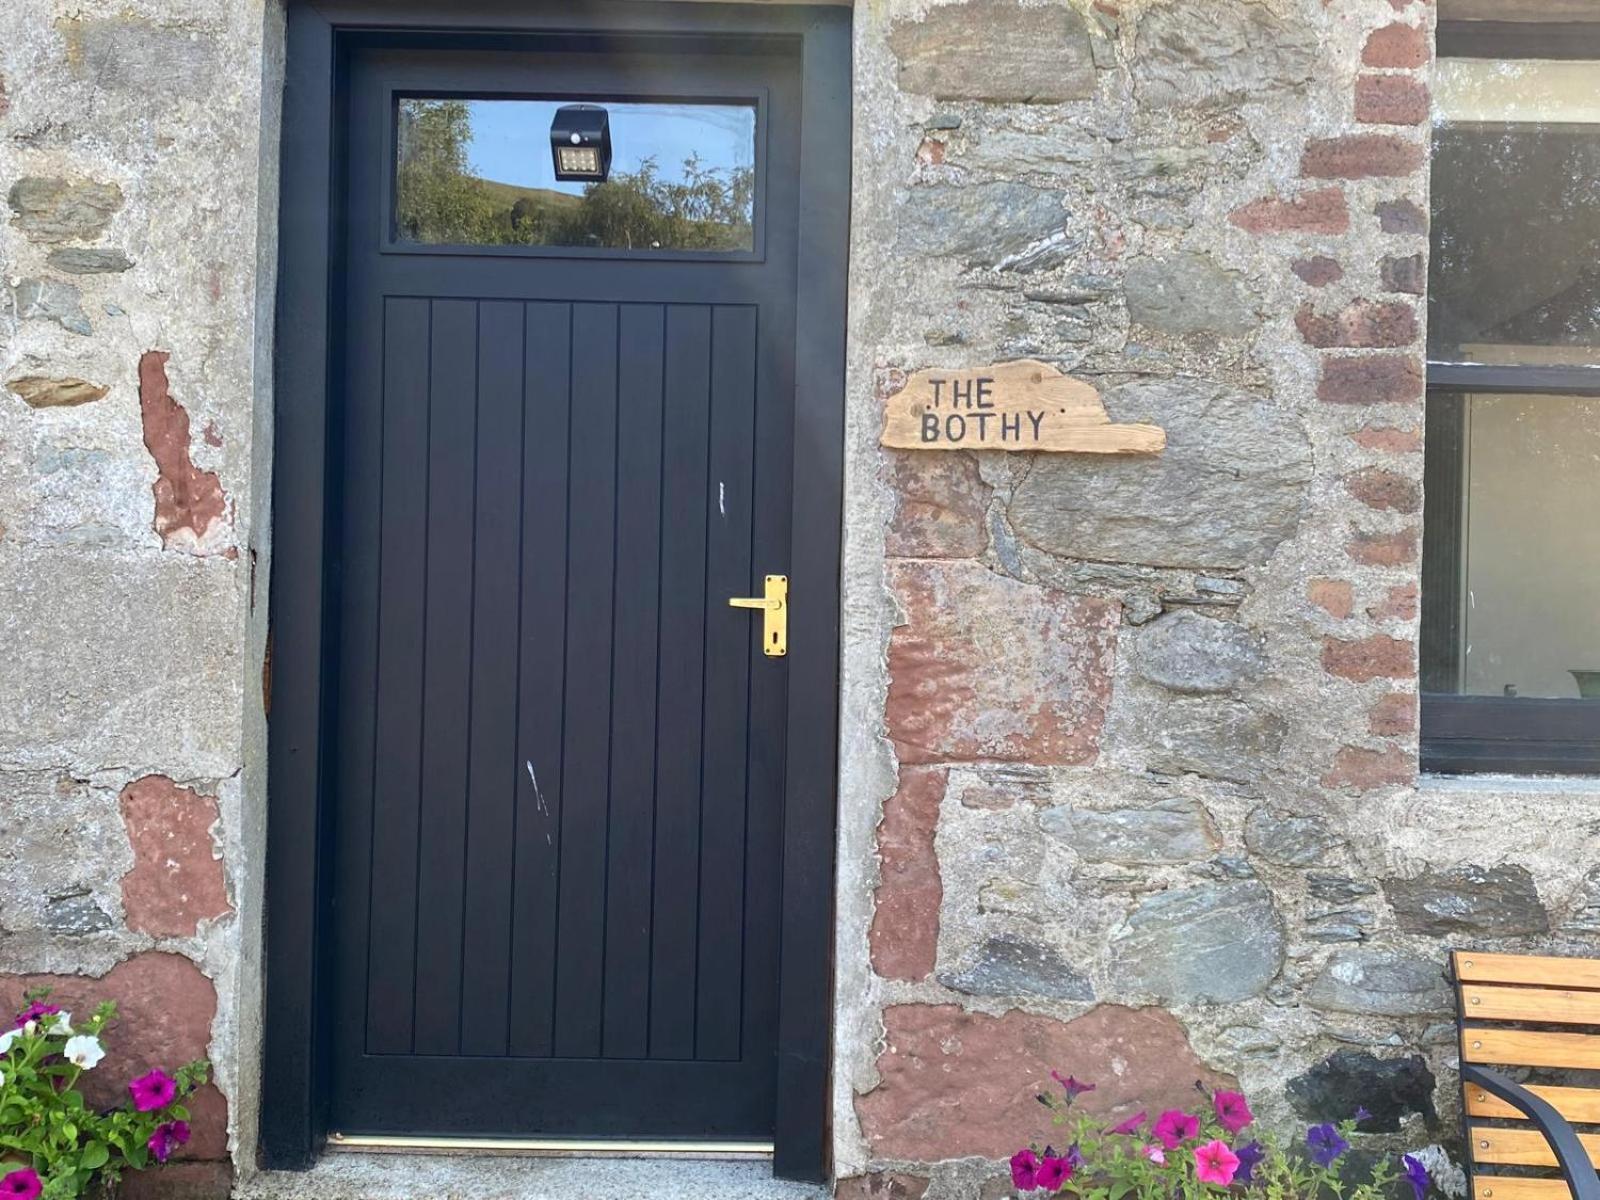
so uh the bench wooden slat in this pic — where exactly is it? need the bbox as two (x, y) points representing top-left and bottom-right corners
(1470, 1126), (1600, 1167)
(1474, 1177), (1576, 1200)
(1463, 1028), (1600, 1070)
(1456, 952), (1600, 991)
(1464, 984), (1600, 1026)
(1467, 1083), (1600, 1124)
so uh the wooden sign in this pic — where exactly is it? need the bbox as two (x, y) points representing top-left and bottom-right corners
(880, 359), (1165, 454)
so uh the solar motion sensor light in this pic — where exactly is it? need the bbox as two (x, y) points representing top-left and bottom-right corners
(550, 104), (612, 183)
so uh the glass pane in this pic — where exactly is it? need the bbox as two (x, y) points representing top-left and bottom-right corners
(1423, 393), (1600, 698)
(1430, 60), (1600, 366)
(395, 98), (756, 251)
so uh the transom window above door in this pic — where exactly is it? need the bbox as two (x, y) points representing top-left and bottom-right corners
(1422, 20), (1600, 774)
(393, 96), (759, 254)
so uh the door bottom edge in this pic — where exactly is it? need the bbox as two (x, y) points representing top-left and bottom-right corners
(326, 1132), (775, 1159)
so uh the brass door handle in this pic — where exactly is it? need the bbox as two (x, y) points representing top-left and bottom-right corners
(728, 575), (787, 657)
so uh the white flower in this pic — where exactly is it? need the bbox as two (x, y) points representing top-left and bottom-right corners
(0, 1029), (18, 1055)
(63, 1035), (104, 1070)
(22, 1020), (36, 1036)
(49, 1011), (72, 1035)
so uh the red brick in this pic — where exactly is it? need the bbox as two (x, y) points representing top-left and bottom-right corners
(1369, 692), (1418, 736)
(0, 954), (226, 1160)
(856, 1004), (1235, 1162)
(869, 767), (946, 982)
(837, 1174), (930, 1200)
(1297, 300), (1418, 349)
(1351, 425), (1422, 454)
(1302, 134), (1425, 180)
(1319, 355), (1424, 405)
(1346, 467), (1421, 513)
(886, 561), (1118, 765)
(1375, 198), (1427, 235)
(1348, 526), (1420, 566)
(1308, 578), (1354, 620)
(120, 775), (230, 938)
(1323, 744), (1414, 791)
(1323, 634), (1416, 682)
(1356, 74), (1430, 124)
(885, 452), (990, 559)
(1363, 22), (1429, 69)
(1381, 253), (1426, 295)
(1292, 256), (1343, 287)
(1368, 581), (1420, 622)
(1229, 187), (1349, 235)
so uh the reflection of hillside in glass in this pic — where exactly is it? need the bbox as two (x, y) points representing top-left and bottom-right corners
(396, 98), (756, 251)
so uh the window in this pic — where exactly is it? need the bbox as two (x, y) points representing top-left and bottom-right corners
(1423, 22), (1600, 773)
(393, 97), (758, 253)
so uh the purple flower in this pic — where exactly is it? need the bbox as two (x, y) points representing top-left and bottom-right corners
(1306, 1123), (1348, 1167)
(0, 1169), (41, 1200)
(1051, 1071), (1096, 1100)
(129, 1068), (178, 1112)
(1153, 1110), (1200, 1150)
(1011, 1149), (1040, 1191)
(148, 1120), (192, 1163)
(12, 1001), (59, 1030)
(1036, 1155), (1075, 1190)
(1109, 1111), (1147, 1135)
(1402, 1154), (1430, 1200)
(1235, 1141), (1266, 1185)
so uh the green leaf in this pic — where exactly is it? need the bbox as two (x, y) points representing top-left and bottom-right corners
(80, 1140), (110, 1170)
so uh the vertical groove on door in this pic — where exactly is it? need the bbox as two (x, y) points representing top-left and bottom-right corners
(414, 299), (479, 1057)
(697, 305), (758, 1062)
(553, 302), (620, 1058)
(649, 305), (713, 1061)
(602, 304), (666, 1058)
(459, 301), (525, 1057)
(366, 297), (431, 1055)
(507, 302), (573, 1058)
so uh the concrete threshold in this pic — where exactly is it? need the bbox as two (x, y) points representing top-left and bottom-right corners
(235, 1152), (832, 1200)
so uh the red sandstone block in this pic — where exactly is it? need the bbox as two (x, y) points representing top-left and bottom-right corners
(1229, 187), (1349, 235)
(1292, 257), (1343, 287)
(1375, 198), (1427, 235)
(1381, 252), (1426, 294)
(869, 767), (945, 982)
(1369, 582), (1420, 622)
(1323, 743), (1415, 790)
(1346, 467), (1421, 514)
(1364, 22), (1429, 68)
(1319, 355), (1424, 405)
(1351, 425), (1423, 454)
(1308, 578), (1354, 620)
(1323, 634), (1416, 682)
(1348, 526), (1420, 566)
(1369, 692), (1418, 736)
(885, 452), (990, 559)
(1356, 74), (1430, 124)
(1303, 134), (1424, 179)
(120, 775), (231, 938)
(1297, 300), (1419, 349)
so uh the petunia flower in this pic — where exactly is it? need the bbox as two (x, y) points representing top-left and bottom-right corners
(1306, 1123), (1348, 1167)
(1355, 1106), (1372, 1123)
(130, 1068), (179, 1112)
(149, 1120), (192, 1164)
(12, 1001), (59, 1030)
(0, 1168), (41, 1200)
(1153, 1110), (1200, 1150)
(1051, 1071), (1096, 1100)
(0, 1029), (18, 1055)
(1402, 1154), (1430, 1200)
(1036, 1155), (1074, 1191)
(1141, 1144), (1166, 1165)
(1234, 1140), (1266, 1185)
(63, 1034), (104, 1070)
(1195, 1140), (1241, 1187)
(1011, 1148), (1041, 1191)
(1109, 1111), (1147, 1136)
(1213, 1090), (1253, 1134)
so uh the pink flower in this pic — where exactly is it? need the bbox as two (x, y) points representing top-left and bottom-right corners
(0, 1169), (41, 1200)
(1141, 1145), (1166, 1165)
(11, 1001), (58, 1030)
(1051, 1071), (1096, 1100)
(129, 1069), (178, 1112)
(1011, 1149), (1041, 1191)
(1213, 1090), (1254, 1134)
(1036, 1155), (1075, 1191)
(1152, 1110), (1200, 1149)
(1109, 1110), (1147, 1135)
(148, 1120), (192, 1163)
(1194, 1140), (1241, 1187)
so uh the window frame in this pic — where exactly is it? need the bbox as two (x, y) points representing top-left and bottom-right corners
(1422, 19), (1600, 775)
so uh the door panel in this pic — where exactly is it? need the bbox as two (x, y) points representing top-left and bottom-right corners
(329, 44), (799, 1138)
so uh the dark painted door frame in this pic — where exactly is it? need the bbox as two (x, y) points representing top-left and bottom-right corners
(264, 1), (850, 1181)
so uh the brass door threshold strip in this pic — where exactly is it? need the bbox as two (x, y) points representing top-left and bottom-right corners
(326, 1132), (775, 1159)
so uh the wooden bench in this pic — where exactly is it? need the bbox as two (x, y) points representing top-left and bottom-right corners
(1453, 950), (1600, 1200)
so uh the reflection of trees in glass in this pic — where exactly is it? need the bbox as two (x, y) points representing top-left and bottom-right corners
(396, 99), (754, 251)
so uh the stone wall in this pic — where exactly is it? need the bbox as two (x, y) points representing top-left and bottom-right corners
(835, 0), (1600, 1196)
(0, 1), (280, 1194)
